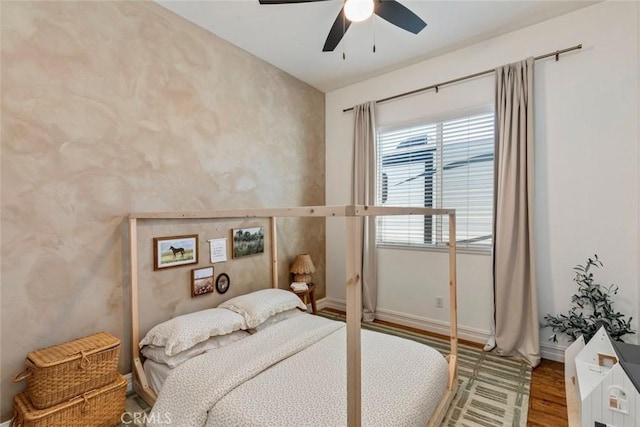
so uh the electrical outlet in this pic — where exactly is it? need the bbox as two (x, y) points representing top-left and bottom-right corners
(435, 296), (444, 308)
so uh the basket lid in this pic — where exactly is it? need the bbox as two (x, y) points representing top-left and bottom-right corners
(27, 332), (120, 367)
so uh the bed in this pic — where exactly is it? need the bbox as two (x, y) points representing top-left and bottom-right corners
(128, 205), (459, 427)
(143, 310), (448, 426)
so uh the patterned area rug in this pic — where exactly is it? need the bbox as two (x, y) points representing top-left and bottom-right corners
(123, 311), (531, 426)
(318, 310), (531, 427)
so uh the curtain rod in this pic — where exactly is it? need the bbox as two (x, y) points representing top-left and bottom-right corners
(343, 43), (582, 113)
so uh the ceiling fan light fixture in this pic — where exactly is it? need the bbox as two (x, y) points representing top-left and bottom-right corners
(344, 0), (374, 23)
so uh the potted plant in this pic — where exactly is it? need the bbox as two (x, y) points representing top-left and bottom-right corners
(544, 254), (635, 343)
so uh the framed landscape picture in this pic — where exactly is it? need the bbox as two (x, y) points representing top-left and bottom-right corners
(191, 267), (214, 297)
(232, 227), (264, 258)
(153, 234), (198, 270)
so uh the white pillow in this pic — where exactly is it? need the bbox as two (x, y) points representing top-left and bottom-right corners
(219, 288), (307, 329)
(250, 307), (305, 333)
(141, 330), (250, 368)
(139, 308), (247, 356)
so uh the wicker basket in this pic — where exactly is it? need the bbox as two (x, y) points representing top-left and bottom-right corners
(13, 332), (120, 409)
(11, 374), (127, 427)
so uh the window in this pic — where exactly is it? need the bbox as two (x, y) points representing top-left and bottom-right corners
(377, 109), (494, 250)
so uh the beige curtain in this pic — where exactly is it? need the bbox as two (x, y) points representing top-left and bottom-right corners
(352, 101), (377, 322)
(492, 57), (540, 367)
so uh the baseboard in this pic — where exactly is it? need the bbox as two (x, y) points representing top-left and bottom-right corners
(376, 308), (489, 344)
(323, 297), (567, 363)
(540, 341), (566, 362)
(321, 298), (489, 345)
(316, 297), (330, 311)
(125, 372), (133, 394)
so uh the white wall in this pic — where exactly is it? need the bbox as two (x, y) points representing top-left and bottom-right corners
(326, 1), (639, 359)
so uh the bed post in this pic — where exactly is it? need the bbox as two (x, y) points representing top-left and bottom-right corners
(447, 212), (458, 386)
(426, 210), (458, 427)
(129, 217), (157, 406)
(129, 218), (139, 362)
(270, 216), (278, 289)
(345, 214), (363, 427)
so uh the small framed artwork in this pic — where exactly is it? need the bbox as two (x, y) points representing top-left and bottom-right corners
(208, 238), (228, 263)
(232, 227), (264, 258)
(215, 273), (230, 294)
(191, 267), (214, 297)
(153, 234), (198, 270)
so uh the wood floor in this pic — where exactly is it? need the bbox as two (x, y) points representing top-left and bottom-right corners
(528, 358), (568, 426)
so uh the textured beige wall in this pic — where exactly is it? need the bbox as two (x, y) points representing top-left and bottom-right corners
(0, 1), (325, 420)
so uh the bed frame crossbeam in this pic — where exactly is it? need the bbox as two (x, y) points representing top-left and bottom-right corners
(128, 205), (454, 220)
(128, 205), (458, 427)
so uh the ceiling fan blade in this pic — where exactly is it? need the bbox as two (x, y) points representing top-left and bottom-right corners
(323, 7), (351, 52)
(259, 0), (329, 4)
(375, 0), (426, 34)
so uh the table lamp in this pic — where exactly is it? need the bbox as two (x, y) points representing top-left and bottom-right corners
(290, 254), (315, 283)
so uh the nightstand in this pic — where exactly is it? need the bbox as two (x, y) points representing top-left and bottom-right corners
(291, 283), (317, 315)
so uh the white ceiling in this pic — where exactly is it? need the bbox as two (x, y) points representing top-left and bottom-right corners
(157, 0), (597, 92)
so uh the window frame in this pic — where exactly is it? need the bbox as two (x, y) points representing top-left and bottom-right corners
(375, 105), (495, 253)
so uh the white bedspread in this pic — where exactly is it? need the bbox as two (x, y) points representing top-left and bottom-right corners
(148, 314), (448, 427)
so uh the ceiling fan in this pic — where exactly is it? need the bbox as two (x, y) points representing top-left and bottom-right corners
(258, 0), (427, 52)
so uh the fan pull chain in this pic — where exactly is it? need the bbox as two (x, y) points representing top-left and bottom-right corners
(373, 15), (376, 53)
(342, 10), (346, 60)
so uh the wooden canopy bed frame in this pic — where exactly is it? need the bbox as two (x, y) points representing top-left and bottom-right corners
(128, 205), (459, 427)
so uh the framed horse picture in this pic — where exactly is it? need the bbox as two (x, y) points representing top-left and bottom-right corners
(153, 234), (198, 270)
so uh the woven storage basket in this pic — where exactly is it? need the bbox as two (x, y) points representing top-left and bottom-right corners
(13, 332), (120, 409)
(11, 374), (127, 427)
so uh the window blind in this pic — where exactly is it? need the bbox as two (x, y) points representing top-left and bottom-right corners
(376, 110), (494, 250)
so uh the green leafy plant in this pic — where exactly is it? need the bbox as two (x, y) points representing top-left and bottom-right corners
(544, 254), (635, 343)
